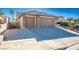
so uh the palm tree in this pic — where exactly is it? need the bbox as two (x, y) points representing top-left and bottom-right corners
(0, 11), (4, 17)
(10, 9), (14, 20)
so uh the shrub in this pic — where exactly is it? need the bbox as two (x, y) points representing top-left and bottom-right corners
(59, 22), (68, 26)
(62, 22), (69, 26)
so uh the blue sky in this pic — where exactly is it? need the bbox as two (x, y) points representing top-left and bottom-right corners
(0, 8), (79, 19)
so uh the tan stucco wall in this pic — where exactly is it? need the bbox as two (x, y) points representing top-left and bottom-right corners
(18, 16), (25, 28)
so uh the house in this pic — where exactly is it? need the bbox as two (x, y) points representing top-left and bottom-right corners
(16, 11), (60, 28)
(58, 16), (65, 22)
(0, 16), (9, 34)
(0, 16), (6, 24)
(0, 16), (7, 28)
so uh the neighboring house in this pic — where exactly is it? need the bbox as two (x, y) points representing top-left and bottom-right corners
(0, 17), (6, 24)
(58, 16), (65, 22)
(0, 16), (6, 28)
(0, 16), (9, 34)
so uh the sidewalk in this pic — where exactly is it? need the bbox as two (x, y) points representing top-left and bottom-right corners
(0, 37), (79, 50)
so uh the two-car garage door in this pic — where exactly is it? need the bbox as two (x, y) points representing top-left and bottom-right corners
(24, 17), (53, 28)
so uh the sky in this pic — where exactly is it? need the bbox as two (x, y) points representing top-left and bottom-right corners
(0, 8), (79, 19)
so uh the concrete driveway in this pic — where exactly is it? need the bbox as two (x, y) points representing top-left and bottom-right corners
(3, 27), (78, 41)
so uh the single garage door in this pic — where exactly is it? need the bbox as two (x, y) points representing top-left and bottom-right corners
(25, 17), (35, 28)
(39, 18), (53, 27)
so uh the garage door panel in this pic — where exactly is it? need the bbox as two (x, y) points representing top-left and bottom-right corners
(25, 17), (35, 28)
(39, 18), (53, 27)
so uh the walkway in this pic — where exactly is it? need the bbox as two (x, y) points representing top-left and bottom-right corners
(0, 37), (79, 50)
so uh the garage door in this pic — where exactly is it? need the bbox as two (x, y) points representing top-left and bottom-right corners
(39, 18), (53, 27)
(25, 17), (35, 28)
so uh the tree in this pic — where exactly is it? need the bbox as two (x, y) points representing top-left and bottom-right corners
(10, 9), (14, 20)
(67, 18), (73, 20)
(74, 18), (79, 28)
(67, 18), (75, 25)
(66, 18), (75, 30)
(0, 11), (4, 17)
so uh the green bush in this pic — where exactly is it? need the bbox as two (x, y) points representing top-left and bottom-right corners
(59, 22), (68, 26)
(62, 22), (69, 26)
